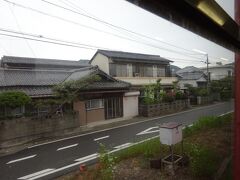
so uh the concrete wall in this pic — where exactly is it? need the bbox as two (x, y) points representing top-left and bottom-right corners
(0, 114), (79, 148)
(91, 53), (110, 74)
(123, 91), (140, 118)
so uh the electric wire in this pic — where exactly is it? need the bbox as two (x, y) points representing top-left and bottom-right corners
(1, 0), (206, 60)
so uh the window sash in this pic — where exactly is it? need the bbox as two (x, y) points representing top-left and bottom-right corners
(86, 99), (104, 110)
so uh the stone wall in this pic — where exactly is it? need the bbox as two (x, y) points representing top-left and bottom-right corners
(197, 96), (214, 105)
(0, 114), (79, 148)
(139, 99), (190, 117)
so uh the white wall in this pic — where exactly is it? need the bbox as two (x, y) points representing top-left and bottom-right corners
(179, 80), (198, 89)
(123, 91), (140, 118)
(91, 53), (110, 74)
(202, 67), (233, 80)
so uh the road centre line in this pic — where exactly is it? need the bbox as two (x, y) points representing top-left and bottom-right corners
(57, 144), (78, 151)
(19, 137), (158, 180)
(20, 111), (234, 179)
(94, 135), (109, 141)
(18, 169), (55, 180)
(28, 103), (228, 149)
(7, 155), (37, 165)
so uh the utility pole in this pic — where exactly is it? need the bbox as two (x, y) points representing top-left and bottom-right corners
(206, 54), (209, 95)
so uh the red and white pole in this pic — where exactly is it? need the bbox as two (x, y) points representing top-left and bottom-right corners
(234, 0), (240, 179)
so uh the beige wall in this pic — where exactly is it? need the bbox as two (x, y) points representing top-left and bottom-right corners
(116, 77), (178, 86)
(73, 101), (87, 126)
(91, 53), (110, 74)
(123, 91), (140, 118)
(73, 100), (105, 125)
(86, 108), (105, 123)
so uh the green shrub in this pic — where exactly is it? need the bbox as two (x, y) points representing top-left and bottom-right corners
(220, 90), (232, 100)
(197, 88), (208, 97)
(183, 114), (232, 137)
(0, 91), (31, 108)
(187, 144), (219, 177)
(99, 144), (116, 180)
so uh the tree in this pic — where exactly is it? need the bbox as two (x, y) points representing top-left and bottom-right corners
(53, 75), (101, 103)
(0, 91), (31, 108)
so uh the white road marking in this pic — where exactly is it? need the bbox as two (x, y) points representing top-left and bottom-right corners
(94, 135), (109, 141)
(137, 126), (159, 135)
(28, 102), (229, 149)
(57, 143), (78, 151)
(75, 153), (99, 162)
(7, 155), (37, 164)
(188, 124), (193, 127)
(19, 137), (158, 180)
(18, 168), (55, 180)
(114, 143), (132, 149)
(219, 110), (234, 116)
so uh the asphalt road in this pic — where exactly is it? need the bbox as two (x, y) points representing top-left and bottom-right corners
(0, 102), (233, 180)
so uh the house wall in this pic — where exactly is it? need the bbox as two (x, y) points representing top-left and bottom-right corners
(73, 101), (87, 126)
(123, 91), (140, 118)
(86, 108), (105, 123)
(116, 76), (178, 86)
(202, 67), (233, 80)
(73, 100), (105, 125)
(91, 53), (110, 74)
(178, 80), (198, 89)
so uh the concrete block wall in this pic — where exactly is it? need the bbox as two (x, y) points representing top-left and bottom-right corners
(0, 114), (79, 148)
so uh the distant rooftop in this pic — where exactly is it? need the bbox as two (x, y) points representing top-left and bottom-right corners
(91, 49), (173, 64)
(1, 56), (90, 69)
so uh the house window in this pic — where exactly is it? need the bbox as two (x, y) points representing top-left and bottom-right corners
(132, 64), (153, 77)
(157, 66), (166, 77)
(86, 99), (104, 110)
(109, 63), (128, 77)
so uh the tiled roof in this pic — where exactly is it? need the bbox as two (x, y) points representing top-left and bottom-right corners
(1, 56), (90, 69)
(92, 49), (172, 64)
(176, 66), (202, 74)
(0, 69), (72, 86)
(0, 86), (53, 97)
(0, 66), (130, 97)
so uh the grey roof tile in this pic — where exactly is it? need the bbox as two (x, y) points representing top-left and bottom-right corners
(1, 56), (90, 69)
(92, 49), (172, 64)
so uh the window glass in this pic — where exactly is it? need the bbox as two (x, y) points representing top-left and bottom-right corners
(86, 99), (104, 110)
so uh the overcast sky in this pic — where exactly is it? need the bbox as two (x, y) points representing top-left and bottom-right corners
(0, 0), (235, 68)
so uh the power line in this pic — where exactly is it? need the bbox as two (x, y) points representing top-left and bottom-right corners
(0, 27), (120, 51)
(42, 0), (201, 56)
(0, 32), (210, 65)
(2, 0), (205, 60)
(0, 32), (99, 50)
(8, 3), (36, 57)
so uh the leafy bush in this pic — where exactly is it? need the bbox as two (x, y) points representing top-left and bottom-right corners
(187, 144), (219, 177)
(197, 88), (208, 97)
(99, 143), (116, 180)
(175, 91), (187, 100)
(162, 92), (175, 102)
(0, 91), (31, 108)
(220, 90), (232, 100)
